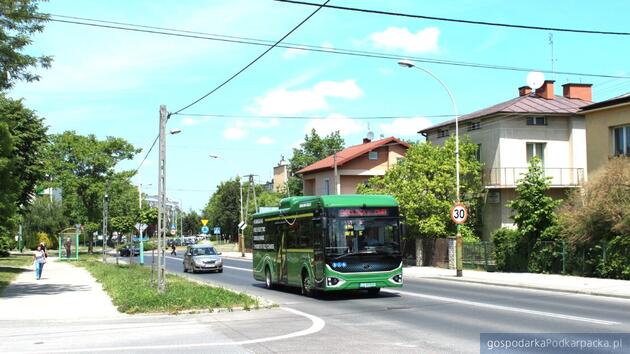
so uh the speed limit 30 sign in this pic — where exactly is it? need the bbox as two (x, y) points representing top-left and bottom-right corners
(450, 203), (468, 224)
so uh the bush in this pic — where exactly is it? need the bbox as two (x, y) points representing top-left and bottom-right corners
(27, 232), (51, 250)
(599, 235), (630, 280)
(492, 227), (528, 272)
(0, 236), (15, 257)
(527, 224), (564, 273)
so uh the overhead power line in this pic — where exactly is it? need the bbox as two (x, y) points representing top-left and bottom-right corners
(134, 134), (159, 174)
(46, 15), (630, 80)
(171, 0), (331, 114)
(275, 0), (630, 36)
(177, 113), (455, 119)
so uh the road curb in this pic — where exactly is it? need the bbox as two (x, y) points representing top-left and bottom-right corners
(411, 274), (630, 300)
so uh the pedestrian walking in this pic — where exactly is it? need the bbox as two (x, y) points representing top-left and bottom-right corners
(170, 244), (176, 256)
(33, 245), (47, 280)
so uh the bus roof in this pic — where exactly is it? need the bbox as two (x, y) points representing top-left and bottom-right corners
(252, 194), (398, 218)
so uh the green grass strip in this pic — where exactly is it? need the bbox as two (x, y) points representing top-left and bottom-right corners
(0, 255), (32, 295)
(75, 256), (259, 314)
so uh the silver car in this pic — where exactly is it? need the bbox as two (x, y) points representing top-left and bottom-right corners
(183, 244), (223, 273)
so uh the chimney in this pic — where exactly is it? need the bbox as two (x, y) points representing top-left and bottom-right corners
(562, 83), (592, 101)
(535, 80), (555, 100)
(518, 86), (532, 96)
(363, 137), (371, 144)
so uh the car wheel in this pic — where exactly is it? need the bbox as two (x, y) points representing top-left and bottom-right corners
(301, 271), (312, 297)
(218, 268), (223, 273)
(265, 267), (273, 289)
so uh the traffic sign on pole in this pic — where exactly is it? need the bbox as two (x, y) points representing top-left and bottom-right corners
(450, 203), (468, 224)
(201, 225), (209, 234)
(201, 219), (209, 226)
(213, 226), (221, 235)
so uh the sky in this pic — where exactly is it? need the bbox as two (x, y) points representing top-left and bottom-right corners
(9, 0), (630, 212)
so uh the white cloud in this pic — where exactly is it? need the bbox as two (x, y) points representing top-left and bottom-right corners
(379, 117), (433, 137)
(370, 27), (440, 53)
(305, 113), (366, 137)
(256, 136), (275, 145)
(321, 41), (334, 51)
(251, 79), (363, 115)
(223, 127), (247, 140)
(182, 117), (199, 126)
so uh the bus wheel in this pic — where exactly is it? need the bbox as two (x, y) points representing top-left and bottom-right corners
(367, 288), (381, 296)
(265, 267), (273, 289)
(301, 271), (312, 297)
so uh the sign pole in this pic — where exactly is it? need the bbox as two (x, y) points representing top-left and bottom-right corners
(450, 203), (468, 277)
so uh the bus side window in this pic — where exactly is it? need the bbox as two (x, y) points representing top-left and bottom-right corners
(298, 219), (313, 248)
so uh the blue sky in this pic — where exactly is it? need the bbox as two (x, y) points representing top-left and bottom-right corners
(9, 0), (630, 212)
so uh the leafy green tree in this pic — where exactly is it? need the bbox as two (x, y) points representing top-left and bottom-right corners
(182, 210), (201, 236)
(204, 178), (242, 241)
(508, 156), (560, 248)
(44, 131), (139, 226)
(0, 0), (52, 90)
(0, 94), (48, 211)
(0, 122), (18, 237)
(288, 129), (344, 196)
(21, 197), (67, 249)
(110, 215), (135, 235)
(140, 207), (158, 229)
(358, 136), (483, 240)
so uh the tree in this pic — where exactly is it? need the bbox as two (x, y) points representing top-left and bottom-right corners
(110, 215), (135, 235)
(0, 0), (52, 90)
(358, 136), (483, 240)
(21, 197), (67, 249)
(182, 210), (201, 236)
(44, 131), (139, 226)
(204, 178), (241, 241)
(508, 157), (560, 248)
(0, 122), (18, 237)
(0, 94), (48, 211)
(287, 129), (344, 196)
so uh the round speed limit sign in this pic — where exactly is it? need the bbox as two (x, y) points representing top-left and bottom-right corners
(450, 203), (468, 224)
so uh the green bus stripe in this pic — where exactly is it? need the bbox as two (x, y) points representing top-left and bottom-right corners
(264, 212), (313, 222)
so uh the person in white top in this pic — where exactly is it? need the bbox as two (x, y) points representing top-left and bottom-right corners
(33, 245), (46, 280)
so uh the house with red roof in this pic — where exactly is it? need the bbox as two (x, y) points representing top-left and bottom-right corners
(420, 80), (592, 240)
(297, 136), (410, 196)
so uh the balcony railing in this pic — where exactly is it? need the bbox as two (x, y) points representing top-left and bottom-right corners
(483, 167), (584, 187)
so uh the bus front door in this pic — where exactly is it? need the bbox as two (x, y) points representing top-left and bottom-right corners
(276, 227), (288, 284)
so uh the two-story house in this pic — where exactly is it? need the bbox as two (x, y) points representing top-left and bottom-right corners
(298, 136), (409, 196)
(420, 80), (592, 240)
(579, 92), (630, 177)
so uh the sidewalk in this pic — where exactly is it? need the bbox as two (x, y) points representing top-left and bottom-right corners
(221, 251), (252, 260)
(0, 257), (123, 320)
(403, 266), (630, 299)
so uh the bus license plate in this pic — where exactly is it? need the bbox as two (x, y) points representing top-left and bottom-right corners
(359, 282), (377, 288)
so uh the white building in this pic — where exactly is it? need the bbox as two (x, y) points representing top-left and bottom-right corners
(420, 81), (592, 239)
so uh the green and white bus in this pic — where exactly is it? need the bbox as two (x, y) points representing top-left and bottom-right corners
(252, 195), (403, 296)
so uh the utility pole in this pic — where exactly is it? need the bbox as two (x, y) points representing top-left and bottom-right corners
(239, 176), (244, 257)
(156, 105), (168, 293)
(102, 182), (110, 262)
(242, 174), (259, 257)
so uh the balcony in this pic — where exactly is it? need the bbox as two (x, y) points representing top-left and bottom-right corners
(483, 167), (584, 188)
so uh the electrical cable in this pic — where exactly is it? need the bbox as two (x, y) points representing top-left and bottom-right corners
(171, 0), (331, 115)
(133, 134), (159, 174)
(275, 0), (630, 36)
(46, 16), (630, 80)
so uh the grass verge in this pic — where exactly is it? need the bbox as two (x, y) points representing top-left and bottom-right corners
(74, 255), (259, 314)
(0, 255), (32, 295)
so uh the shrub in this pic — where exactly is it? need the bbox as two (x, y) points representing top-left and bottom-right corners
(527, 224), (564, 273)
(27, 232), (51, 250)
(492, 227), (528, 272)
(0, 235), (15, 257)
(598, 235), (630, 280)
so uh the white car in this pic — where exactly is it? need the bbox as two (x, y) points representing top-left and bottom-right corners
(183, 244), (223, 273)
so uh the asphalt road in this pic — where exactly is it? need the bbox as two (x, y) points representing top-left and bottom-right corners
(139, 253), (630, 353)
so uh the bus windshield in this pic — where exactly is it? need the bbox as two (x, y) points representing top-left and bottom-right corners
(325, 218), (401, 257)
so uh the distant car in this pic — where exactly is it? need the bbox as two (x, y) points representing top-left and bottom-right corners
(183, 244), (223, 273)
(119, 244), (140, 257)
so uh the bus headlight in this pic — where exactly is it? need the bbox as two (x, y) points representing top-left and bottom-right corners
(390, 274), (403, 284)
(326, 277), (345, 288)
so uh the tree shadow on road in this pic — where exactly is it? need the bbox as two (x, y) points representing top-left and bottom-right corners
(1, 281), (91, 299)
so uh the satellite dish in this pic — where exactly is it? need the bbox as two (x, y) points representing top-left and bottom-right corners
(526, 71), (545, 90)
(366, 131), (374, 141)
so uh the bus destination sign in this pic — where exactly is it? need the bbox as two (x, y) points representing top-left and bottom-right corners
(338, 208), (388, 217)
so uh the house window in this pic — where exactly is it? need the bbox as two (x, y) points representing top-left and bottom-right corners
(323, 178), (330, 195)
(368, 151), (378, 160)
(468, 121), (481, 131)
(613, 125), (630, 156)
(476, 144), (482, 162)
(526, 116), (547, 126)
(437, 129), (449, 138)
(526, 142), (545, 164)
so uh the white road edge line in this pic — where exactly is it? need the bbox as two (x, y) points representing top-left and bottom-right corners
(20, 307), (325, 353)
(385, 289), (619, 326)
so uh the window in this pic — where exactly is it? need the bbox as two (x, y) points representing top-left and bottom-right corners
(323, 178), (330, 195)
(526, 116), (547, 125)
(476, 144), (482, 162)
(526, 142), (545, 164)
(368, 151), (378, 160)
(437, 129), (449, 138)
(613, 125), (630, 156)
(468, 121), (481, 131)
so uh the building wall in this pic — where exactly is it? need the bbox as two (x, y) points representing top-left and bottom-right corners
(273, 164), (288, 192)
(584, 104), (630, 178)
(302, 170), (336, 196)
(340, 175), (370, 194)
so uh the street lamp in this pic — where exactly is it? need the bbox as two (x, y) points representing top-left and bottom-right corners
(209, 154), (245, 257)
(398, 59), (463, 277)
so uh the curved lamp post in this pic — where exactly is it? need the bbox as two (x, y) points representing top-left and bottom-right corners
(398, 59), (463, 277)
